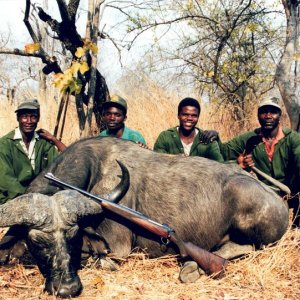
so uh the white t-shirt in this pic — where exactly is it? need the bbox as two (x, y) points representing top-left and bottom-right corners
(13, 127), (39, 169)
(179, 128), (199, 156)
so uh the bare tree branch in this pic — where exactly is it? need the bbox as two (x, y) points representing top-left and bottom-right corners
(56, 0), (72, 24)
(68, 0), (81, 23)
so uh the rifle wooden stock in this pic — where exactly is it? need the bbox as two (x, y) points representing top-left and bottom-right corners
(45, 172), (228, 276)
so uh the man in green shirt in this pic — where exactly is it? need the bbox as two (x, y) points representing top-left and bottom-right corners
(99, 95), (146, 144)
(153, 97), (223, 162)
(203, 96), (300, 227)
(0, 99), (66, 204)
(0, 99), (67, 264)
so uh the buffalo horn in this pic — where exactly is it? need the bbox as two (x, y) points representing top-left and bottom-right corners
(100, 160), (130, 203)
(75, 160), (130, 218)
(0, 193), (50, 227)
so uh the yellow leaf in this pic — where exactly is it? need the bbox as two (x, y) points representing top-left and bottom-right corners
(207, 71), (214, 78)
(70, 61), (81, 74)
(64, 69), (73, 80)
(24, 43), (40, 54)
(52, 73), (64, 89)
(245, 23), (258, 33)
(294, 52), (300, 61)
(79, 62), (89, 74)
(83, 39), (91, 47)
(75, 47), (85, 58)
(90, 43), (98, 54)
(52, 73), (64, 80)
(69, 78), (82, 94)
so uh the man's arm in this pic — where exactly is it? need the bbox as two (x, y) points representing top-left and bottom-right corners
(37, 129), (66, 152)
(201, 130), (255, 161)
(290, 132), (300, 191)
(153, 132), (169, 153)
(0, 151), (27, 204)
(205, 141), (224, 162)
(220, 133), (255, 161)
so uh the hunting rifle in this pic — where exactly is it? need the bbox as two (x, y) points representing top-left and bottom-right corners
(45, 172), (227, 276)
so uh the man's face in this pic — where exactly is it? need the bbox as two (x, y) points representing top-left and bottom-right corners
(258, 106), (281, 131)
(102, 106), (126, 131)
(17, 109), (40, 134)
(178, 106), (199, 131)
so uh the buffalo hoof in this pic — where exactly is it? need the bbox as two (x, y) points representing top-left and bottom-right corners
(100, 257), (119, 271)
(11, 241), (27, 258)
(179, 261), (205, 283)
(0, 249), (10, 265)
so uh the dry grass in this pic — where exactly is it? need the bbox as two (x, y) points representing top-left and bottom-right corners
(0, 225), (299, 300)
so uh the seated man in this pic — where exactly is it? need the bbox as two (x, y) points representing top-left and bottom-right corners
(99, 94), (146, 144)
(204, 96), (300, 227)
(0, 99), (66, 204)
(153, 97), (223, 161)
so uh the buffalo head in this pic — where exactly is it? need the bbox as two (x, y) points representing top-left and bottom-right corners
(0, 161), (129, 298)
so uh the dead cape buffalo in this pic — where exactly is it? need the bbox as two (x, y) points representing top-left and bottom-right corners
(0, 137), (289, 297)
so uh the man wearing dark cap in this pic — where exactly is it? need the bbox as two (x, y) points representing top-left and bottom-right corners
(153, 97), (223, 161)
(204, 96), (300, 227)
(0, 99), (66, 204)
(99, 94), (146, 144)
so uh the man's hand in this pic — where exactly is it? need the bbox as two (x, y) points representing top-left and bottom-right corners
(135, 141), (151, 150)
(237, 152), (255, 169)
(37, 129), (54, 141)
(37, 129), (66, 152)
(201, 130), (219, 144)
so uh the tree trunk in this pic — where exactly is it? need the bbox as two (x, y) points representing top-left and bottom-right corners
(276, 0), (300, 131)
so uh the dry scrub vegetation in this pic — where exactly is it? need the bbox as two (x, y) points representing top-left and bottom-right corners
(0, 85), (299, 299)
(0, 223), (299, 300)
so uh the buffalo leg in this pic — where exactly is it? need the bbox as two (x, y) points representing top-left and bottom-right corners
(213, 241), (254, 260)
(179, 261), (205, 283)
(0, 225), (27, 264)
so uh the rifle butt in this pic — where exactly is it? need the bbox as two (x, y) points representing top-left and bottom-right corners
(184, 241), (228, 277)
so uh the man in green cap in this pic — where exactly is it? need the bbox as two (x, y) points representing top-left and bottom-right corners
(0, 99), (66, 204)
(203, 96), (300, 227)
(99, 94), (146, 144)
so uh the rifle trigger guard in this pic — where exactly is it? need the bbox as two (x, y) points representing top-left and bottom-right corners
(161, 225), (175, 245)
(161, 237), (170, 245)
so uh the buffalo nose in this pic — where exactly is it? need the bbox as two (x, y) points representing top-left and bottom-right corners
(57, 283), (83, 298)
(45, 275), (83, 298)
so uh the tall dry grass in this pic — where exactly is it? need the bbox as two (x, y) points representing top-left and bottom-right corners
(1, 83), (289, 148)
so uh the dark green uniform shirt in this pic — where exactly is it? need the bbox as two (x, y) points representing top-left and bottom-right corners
(0, 129), (58, 204)
(153, 126), (224, 162)
(220, 127), (300, 193)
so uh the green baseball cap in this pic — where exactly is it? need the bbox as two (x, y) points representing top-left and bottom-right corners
(258, 97), (281, 111)
(15, 99), (40, 112)
(102, 95), (127, 113)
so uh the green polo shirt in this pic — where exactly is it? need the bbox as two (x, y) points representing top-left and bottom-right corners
(99, 126), (146, 144)
(153, 126), (224, 162)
